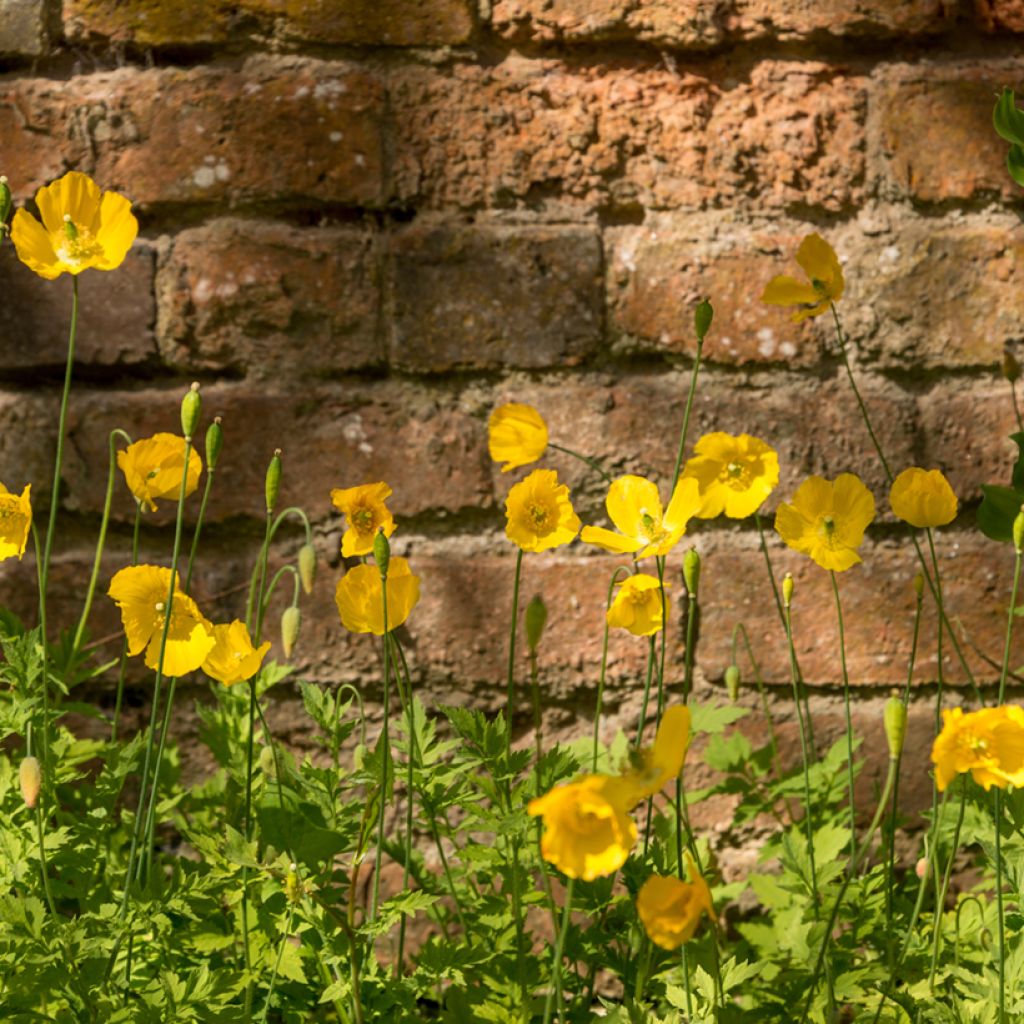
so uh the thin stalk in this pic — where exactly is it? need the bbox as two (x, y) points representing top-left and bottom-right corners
(543, 879), (575, 1024)
(670, 334), (705, 492)
(257, 907), (296, 1024)
(995, 789), (1006, 1024)
(593, 567), (631, 769)
(829, 572), (858, 868)
(139, 677), (177, 880)
(634, 636), (657, 749)
(734, 623), (782, 782)
(928, 783), (967, 988)
(370, 579), (391, 923)
(111, 505), (141, 741)
(1011, 378), (1024, 434)
(997, 543), (1023, 705)
(183, 464), (216, 595)
(548, 442), (611, 483)
(505, 548), (524, 762)
(241, 677), (258, 1021)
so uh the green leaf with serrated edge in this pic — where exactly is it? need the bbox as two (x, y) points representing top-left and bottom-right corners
(995, 88), (1024, 147)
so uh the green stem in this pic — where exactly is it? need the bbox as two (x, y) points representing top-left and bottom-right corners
(997, 542), (1022, 705)
(370, 579), (391, 924)
(111, 504), (141, 742)
(995, 788), (1006, 1024)
(734, 623), (782, 782)
(635, 636), (657, 749)
(593, 567), (631, 770)
(829, 572), (858, 869)
(257, 906), (296, 1024)
(543, 879), (574, 1024)
(670, 336), (705, 492)
(548, 442), (611, 483)
(241, 676), (258, 1021)
(505, 548), (524, 762)
(928, 783), (966, 988)
(183, 465), (216, 595)
(1011, 378), (1024, 434)
(139, 677), (177, 881)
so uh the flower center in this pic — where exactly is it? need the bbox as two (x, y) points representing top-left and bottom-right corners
(55, 218), (104, 268)
(154, 602), (165, 613)
(821, 515), (835, 536)
(352, 507), (375, 532)
(526, 500), (552, 532)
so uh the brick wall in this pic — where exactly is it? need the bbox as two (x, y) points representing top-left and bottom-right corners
(2, 0), (1023, 796)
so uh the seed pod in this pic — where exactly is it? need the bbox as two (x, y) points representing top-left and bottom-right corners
(1014, 506), (1024, 554)
(682, 548), (701, 596)
(782, 572), (794, 608)
(281, 605), (301, 659)
(180, 381), (202, 439)
(724, 664), (741, 701)
(205, 416), (223, 471)
(265, 449), (282, 513)
(694, 298), (714, 343)
(525, 595), (548, 653)
(373, 527), (391, 578)
(298, 543), (316, 595)
(913, 572), (925, 599)
(884, 698), (907, 759)
(20, 756), (41, 809)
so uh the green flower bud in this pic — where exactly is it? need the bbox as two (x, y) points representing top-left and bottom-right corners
(298, 543), (316, 595)
(694, 298), (714, 343)
(265, 449), (282, 513)
(782, 572), (794, 608)
(258, 745), (277, 778)
(373, 527), (391, 578)
(1003, 350), (1021, 384)
(353, 743), (366, 771)
(20, 756), (41, 809)
(0, 175), (11, 235)
(884, 698), (907, 760)
(525, 595), (548, 653)
(913, 572), (925, 599)
(724, 664), (741, 701)
(1014, 507), (1024, 554)
(205, 416), (223, 471)
(683, 547), (701, 595)
(180, 381), (202, 439)
(281, 605), (301, 659)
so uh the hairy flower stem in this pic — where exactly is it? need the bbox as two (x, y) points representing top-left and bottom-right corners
(72, 428), (133, 659)
(592, 567), (630, 770)
(829, 572), (858, 869)
(543, 879), (575, 1024)
(111, 504), (141, 742)
(245, 506), (313, 640)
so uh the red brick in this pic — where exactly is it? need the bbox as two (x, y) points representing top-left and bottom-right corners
(387, 222), (602, 372)
(390, 59), (863, 214)
(157, 219), (382, 379)
(276, 0), (474, 45)
(842, 216), (1024, 369)
(63, 0), (233, 46)
(607, 219), (826, 367)
(726, 0), (956, 38)
(0, 244), (157, 370)
(51, 381), (493, 527)
(0, 60), (384, 208)
(875, 61), (1024, 203)
(977, 0), (1024, 31)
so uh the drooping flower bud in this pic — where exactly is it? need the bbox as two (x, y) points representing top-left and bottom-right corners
(298, 543), (317, 595)
(525, 594), (548, 653)
(694, 298), (714, 343)
(265, 449), (282, 514)
(205, 416), (223, 471)
(724, 664), (741, 701)
(682, 548), (701, 596)
(180, 381), (202, 439)
(782, 572), (794, 608)
(281, 605), (301, 659)
(884, 697), (907, 760)
(1014, 507), (1024, 554)
(258, 745), (277, 778)
(1003, 350), (1021, 383)
(20, 756), (41, 809)
(373, 527), (391, 578)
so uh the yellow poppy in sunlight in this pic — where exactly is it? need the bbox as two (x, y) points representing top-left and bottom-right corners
(108, 565), (215, 676)
(932, 705), (1024, 792)
(11, 171), (138, 280)
(504, 468), (581, 553)
(889, 467), (958, 529)
(0, 483), (32, 561)
(775, 473), (875, 572)
(528, 774), (637, 881)
(682, 432), (780, 519)
(117, 433), (203, 512)
(335, 557), (420, 635)
(606, 574), (669, 637)
(762, 233), (844, 322)
(581, 475), (701, 559)
(330, 481), (397, 558)
(489, 403), (548, 473)
(202, 620), (272, 687)
(622, 705), (691, 807)
(636, 854), (714, 950)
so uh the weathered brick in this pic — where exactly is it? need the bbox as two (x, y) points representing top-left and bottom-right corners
(63, 0), (233, 46)
(842, 215), (1024, 369)
(0, 59), (384, 208)
(492, 0), (953, 45)
(0, 0), (47, 56)
(51, 381), (493, 526)
(390, 59), (864, 214)
(387, 222), (603, 372)
(0, 243), (157, 370)
(977, 0), (1024, 31)
(157, 219), (381, 378)
(275, 0), (474, 45)
(875, 61), (1024, 203)
(607, 218), (826, 367)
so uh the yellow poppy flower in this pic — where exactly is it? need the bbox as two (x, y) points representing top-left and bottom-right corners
(0, 483), (32, 561)
(581, 475), (702, 559)
(636, 855), (714, 950)
(682, 432), (780, 519)
(504, 468), (581, 553)
(335, 557), (420, 635)
(527, 774), (637, 881)
(107, 565), (215, 676)
(489, 403), (548, 473)
(202, 620), (272, 686)
(606, 574), (669, 637)
(330, 482), (396, 558)
(931, 705), (1024, 792)
(11, 171), (138, 280)
(889, 467), (958, 529)
(762, 233), (844, 322)
(622, 705), (691, 807)
(774, 473), (875, 572)
(117, 433), (203, 513)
